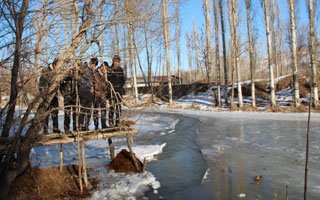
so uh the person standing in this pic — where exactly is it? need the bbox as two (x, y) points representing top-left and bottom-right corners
(93, 61), (109, 129)
(39, 58), (61, 134)
(107, 55), (125, 127)
(78, 57), (97, 131)
(60, 64), (78, 133)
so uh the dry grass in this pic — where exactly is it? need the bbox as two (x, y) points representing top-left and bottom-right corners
(9, 165), (98, 200)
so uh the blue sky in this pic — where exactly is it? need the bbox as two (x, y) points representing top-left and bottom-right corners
(168, 0), (314, 73)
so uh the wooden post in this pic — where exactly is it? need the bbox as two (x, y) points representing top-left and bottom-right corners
(59, 144), (63, 172)
(81, 142), (88, 187)
(142, 157), (147, 172)
(126, 136), (139, 171)
(108, 138), (115, 160)
(77, 132), (83, 194)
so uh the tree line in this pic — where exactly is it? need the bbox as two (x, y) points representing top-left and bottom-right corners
(189, 0), (319, 109)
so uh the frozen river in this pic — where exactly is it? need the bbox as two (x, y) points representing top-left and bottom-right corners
(149, 109), (320, 200)
(30, 109), (320, 199)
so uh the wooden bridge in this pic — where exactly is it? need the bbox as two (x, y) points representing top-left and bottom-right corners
(0, 125), (141, 194)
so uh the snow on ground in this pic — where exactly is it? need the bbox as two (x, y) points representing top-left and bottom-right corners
(30, 112), (178, 200)
(9, 75), (320, 199)
(173, 75), (311, 110)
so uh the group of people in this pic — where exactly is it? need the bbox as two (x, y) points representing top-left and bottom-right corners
(39, 55), (125, 134)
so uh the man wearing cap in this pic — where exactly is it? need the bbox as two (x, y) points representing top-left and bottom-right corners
(39, 58), (61, 134)
(107, 55), (125, 127)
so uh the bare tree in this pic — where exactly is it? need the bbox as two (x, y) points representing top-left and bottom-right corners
(288, 0), (300, 106)
(227, 0), (243, 108)
(126, 0), (138, 103)
(186, 32), (193, 83)
(245, 0), (256, 107)
(191, 20), (200, 81)
(1, 0), (29, 138)
(270, 0), (279, 78)
(174, 0), (182, 84)
(307, 0), (319, 107)
(261, 0), (277, 106)
(203, 0), (212, 83)
(162, 0), (173, 105)
(219, 0), (229, 106)
(113, 0), (120, 55)
(213, 0), (221, 107)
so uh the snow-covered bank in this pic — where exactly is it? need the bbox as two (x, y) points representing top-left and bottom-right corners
(30, 112), (179, 200)
(147, 107), (320, 122)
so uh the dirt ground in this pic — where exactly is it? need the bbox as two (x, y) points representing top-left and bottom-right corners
(8, 149), (143, 200)
(9, 164), (98, 200)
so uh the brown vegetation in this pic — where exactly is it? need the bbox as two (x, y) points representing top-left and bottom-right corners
(9, 165), (98, 200)
(108, 149), (143, 173)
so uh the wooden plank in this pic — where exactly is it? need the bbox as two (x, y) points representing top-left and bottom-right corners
(33, 128), (136, 146)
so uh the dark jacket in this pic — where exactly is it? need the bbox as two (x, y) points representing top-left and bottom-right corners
(60, 70), (77, 98)
(107, 66), (125, 96)
(94, 69), (109, 97)
(79, 63), (95, 98)
(39, 64), (56, 95)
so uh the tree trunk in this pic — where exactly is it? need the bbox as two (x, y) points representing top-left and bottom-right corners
(191, 21), (198, 82)
(144, 28), (152, 88)
(213, 0), (221, 107)
(227, 0), (235, 107)
(288, 0), (300, 106)
(113, 0), (120, 55)
(271, 0), (279, 78)
(186, 33), (193, 83)
(262, 0), (276, 106)
(219, 0), (229, 106)
(203, 0), (212, 83)
(245, 0), (256, 108)
(227, 0), (242, 108)
(126, 0), (139, 103)
(162, 0), (173, 106)
(1, 0), (29, 138)
(133, 36), (148, 87)
(174, 0), (182, 84)
(308, 0), (319, 107)
(233, 0), (242, 108)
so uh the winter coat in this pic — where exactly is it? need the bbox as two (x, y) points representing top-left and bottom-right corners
(39, 65), (56, 95)
(60, 70), (77, 98)
(107, 65), (125, 96)
(79, 63), (95, 99)
(94, 69), (109, 98)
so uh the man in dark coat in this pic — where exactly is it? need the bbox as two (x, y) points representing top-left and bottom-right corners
(60, 64), (78, 133)
(93, 61), (109, 129)
(39, 58), (61, 134)
(107, 55), (125, 127)
(78, 58), (97, 131)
